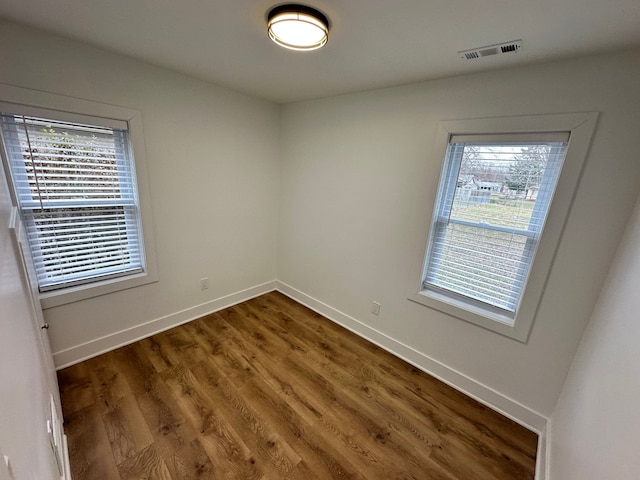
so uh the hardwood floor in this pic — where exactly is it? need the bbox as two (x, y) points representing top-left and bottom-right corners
(58, 291), (538, 479)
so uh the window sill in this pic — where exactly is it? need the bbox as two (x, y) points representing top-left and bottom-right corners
(40, 270), (158, 310)
(407, 289), (529, 342)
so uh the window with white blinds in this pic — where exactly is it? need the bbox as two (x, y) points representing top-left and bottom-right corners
(422, 133), (569, 318)
(0, 112), (144, 292)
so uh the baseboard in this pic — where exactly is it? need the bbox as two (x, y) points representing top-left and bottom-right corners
(62, 434), (71, 480)
(535, 420), (549, 480)
(52, 280), (278, 369)
(540, 419), (552, 480)
(276, 280), (548, 434)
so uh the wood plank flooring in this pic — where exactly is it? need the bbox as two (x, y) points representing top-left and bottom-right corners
(58, 291), (537, 479)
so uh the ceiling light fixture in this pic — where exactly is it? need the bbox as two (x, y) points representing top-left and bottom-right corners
(267, 4), (329, 51)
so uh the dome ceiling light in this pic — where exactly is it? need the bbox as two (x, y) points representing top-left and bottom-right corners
(267, 4), (329, 51)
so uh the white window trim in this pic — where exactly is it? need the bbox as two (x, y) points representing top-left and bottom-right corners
(0, 83), (158, 309)
(407, 112), (598, 342)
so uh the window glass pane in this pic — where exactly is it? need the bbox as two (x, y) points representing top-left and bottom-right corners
(0, 112), (144, 292)
(427, 224), (531, 310)
(423, 139), (568, 314)
(450, 144), (558, 231)
(25, 206), (142, 290)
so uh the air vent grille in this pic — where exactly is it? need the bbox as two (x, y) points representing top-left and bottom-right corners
(459, 40), (522, 60)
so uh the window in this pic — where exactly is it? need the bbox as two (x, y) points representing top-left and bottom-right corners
(1, 112), (143, 291)
(424, 133), (568, 315)
(408, 113), (597, 341)
(0, 87), (157, 308)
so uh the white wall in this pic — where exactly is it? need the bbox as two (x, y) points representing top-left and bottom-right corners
(0, 20), (281, 366)
(548, 192), (640, 478)
(0, 153), (61, 478)
(3, 17), (640, 440)
(279, 49), (640, 424)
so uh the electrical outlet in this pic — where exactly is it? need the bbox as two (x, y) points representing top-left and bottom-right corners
(200, 277), (209, 290)
(372, 301), (381, 315)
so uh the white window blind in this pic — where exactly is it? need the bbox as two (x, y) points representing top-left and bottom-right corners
(423, 133), (569, 316)
(0, 112), (144, 292)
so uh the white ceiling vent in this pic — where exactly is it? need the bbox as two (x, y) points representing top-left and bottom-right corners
(459, 40), (522, 60)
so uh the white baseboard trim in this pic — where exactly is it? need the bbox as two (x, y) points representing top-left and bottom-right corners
(276, 281), (548, 434)
(52, 280), (278, 369)
(534, 423), (548, 480)
(62, 434), (72, 480)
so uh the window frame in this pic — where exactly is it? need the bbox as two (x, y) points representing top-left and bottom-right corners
(408, 113), (598, 342)
(0, 84), (158, 309)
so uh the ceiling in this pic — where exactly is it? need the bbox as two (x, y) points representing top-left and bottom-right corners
(1, 0), (639, 104)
